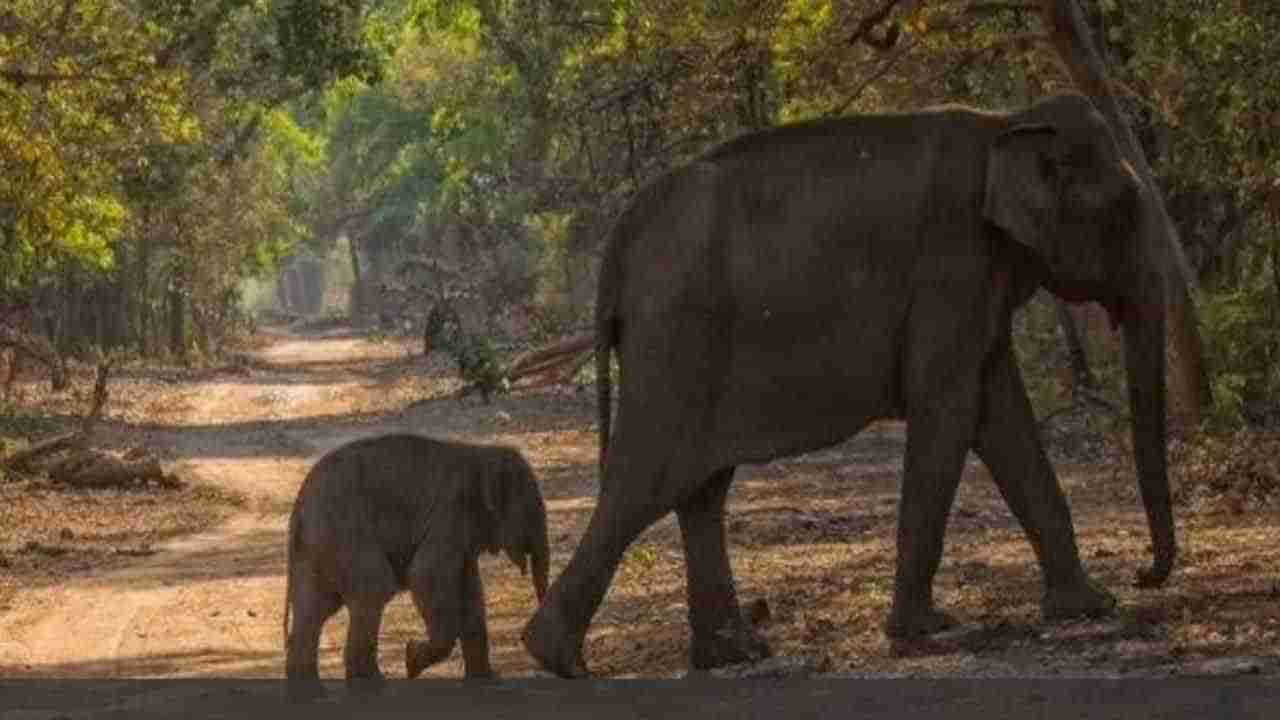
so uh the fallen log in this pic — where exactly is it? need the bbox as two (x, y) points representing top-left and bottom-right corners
(48, 448), (181, 489)
(445, 333), (596, 401)
(3, 431), (85, 474)
(506, 333), (593, 376)
(511, 348), (594, 388)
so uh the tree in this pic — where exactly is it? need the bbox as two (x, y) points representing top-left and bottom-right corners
(0, 0), (195, 283)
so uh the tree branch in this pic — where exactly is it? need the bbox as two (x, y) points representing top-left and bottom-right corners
(968, 2), (1041, 14)
(848, 0), (909, 47)
(827, 32), (923, 117)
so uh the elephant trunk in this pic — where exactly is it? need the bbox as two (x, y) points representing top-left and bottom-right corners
(530, 510), (550, 603)
(1121, 269), (1177, 588)
(531, 539), (550, 603)
(506, 505), (550, 603)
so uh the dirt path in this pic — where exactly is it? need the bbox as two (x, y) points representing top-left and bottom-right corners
(0, 327), (455, 678)
(2, 324), (1278, 693)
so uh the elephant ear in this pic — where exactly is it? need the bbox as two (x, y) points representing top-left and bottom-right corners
(480, 461), (502, 516)
(982, 123), (1062, 263)
(468, 454), (507, 554)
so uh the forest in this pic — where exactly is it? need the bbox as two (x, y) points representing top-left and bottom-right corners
(1, 0), (1278, 694)
(3, 0), (1279, 430)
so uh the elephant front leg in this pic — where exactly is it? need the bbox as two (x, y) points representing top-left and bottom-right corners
(344, 598), (391, 693)
(340, 550), (398, 693)
(973, 344), (1115, 621)
(458, 556), (497, 679)
(677, 466), (770, 670)
(885, 388), (980, 639)
(406, 546), (465, 679)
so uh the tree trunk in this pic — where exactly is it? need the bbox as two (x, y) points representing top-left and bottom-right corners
(348, 235), (366, 317)
(735, 37), (775, 133)
(168, 270), (187, 361)
(137, 232), (154, 357)
(1054, 299), (1098, 397)
(301, 259), (325, 314)
(91, 282), (106, 350)
(109, 280), (127, 350)
(1038, 0), (1211, 430)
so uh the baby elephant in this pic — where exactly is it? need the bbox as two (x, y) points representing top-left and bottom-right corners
(282, 432), (550, 698)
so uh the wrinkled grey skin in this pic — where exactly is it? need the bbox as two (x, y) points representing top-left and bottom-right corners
(283, 433), (549, 699)
(523, 92), (1175, 678)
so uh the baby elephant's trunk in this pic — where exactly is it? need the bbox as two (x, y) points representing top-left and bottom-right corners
(509, 497), (550, 604)
(531, 533), (550, 603)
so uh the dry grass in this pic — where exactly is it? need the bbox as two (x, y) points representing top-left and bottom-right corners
(0, 479), (243, 609)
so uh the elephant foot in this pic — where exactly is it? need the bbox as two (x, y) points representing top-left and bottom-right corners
(691, 617), (772, 670)
(284, 677), (327, 704)
(464, 668), (499, 681)
(884, 606), (958, 640)
(345, 672), (386, 696)
(1042, 581), (1117, 622)
(522, 605), (590, 679)
(405, 639), (454, 679)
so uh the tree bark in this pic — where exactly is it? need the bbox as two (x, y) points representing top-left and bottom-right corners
(137, 227), (155, 357)
(168, 268), (187, 361)
(1037, 0), (1212, 430)
(1054, 299), (1098, 397)
(348, 235), (368, 317)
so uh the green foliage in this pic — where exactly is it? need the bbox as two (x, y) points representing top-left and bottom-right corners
(0, 0), (196, 281)
(274, 0), (390, 87)
(1122, 1), (1280, 196)
(2, 0), (1275, 425)
(449, 332), (509, 400)
(1196, 270), (1280, 426)
(422, 299), (507, 401)
(2, 0), (406, 360)
(1011, 294), (1071, 415)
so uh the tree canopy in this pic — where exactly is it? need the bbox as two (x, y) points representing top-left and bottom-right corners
(2, 0), (1276, 423)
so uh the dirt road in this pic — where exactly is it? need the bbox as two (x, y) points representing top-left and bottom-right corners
(0, 328), (431, 678)
(2, 324), (1278, 713)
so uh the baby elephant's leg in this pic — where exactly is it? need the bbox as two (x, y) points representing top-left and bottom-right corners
(342, 548), (398, 691)
(284, 562), (342, 701)
(458, 555), (496, 679)
(405, 544), (466, 679)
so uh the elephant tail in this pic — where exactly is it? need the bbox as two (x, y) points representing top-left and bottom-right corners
(593, 319), (614, 471)
(595, 295), (616, 474)
(282, 499), (303, 652)
(595, 231), (622, 475)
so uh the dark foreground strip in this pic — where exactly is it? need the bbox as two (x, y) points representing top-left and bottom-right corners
(1, 678), (1276, 720)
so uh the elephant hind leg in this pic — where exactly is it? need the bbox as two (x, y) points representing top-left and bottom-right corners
(677, 466), (770, 670)
(973, 345), (1114, 621)
(284, 562), (342, 700)
(523, 429), (701, 678)
(457, 556), (496, 679)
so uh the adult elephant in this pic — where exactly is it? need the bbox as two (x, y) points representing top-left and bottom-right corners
(523, 92), (1176, 678)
